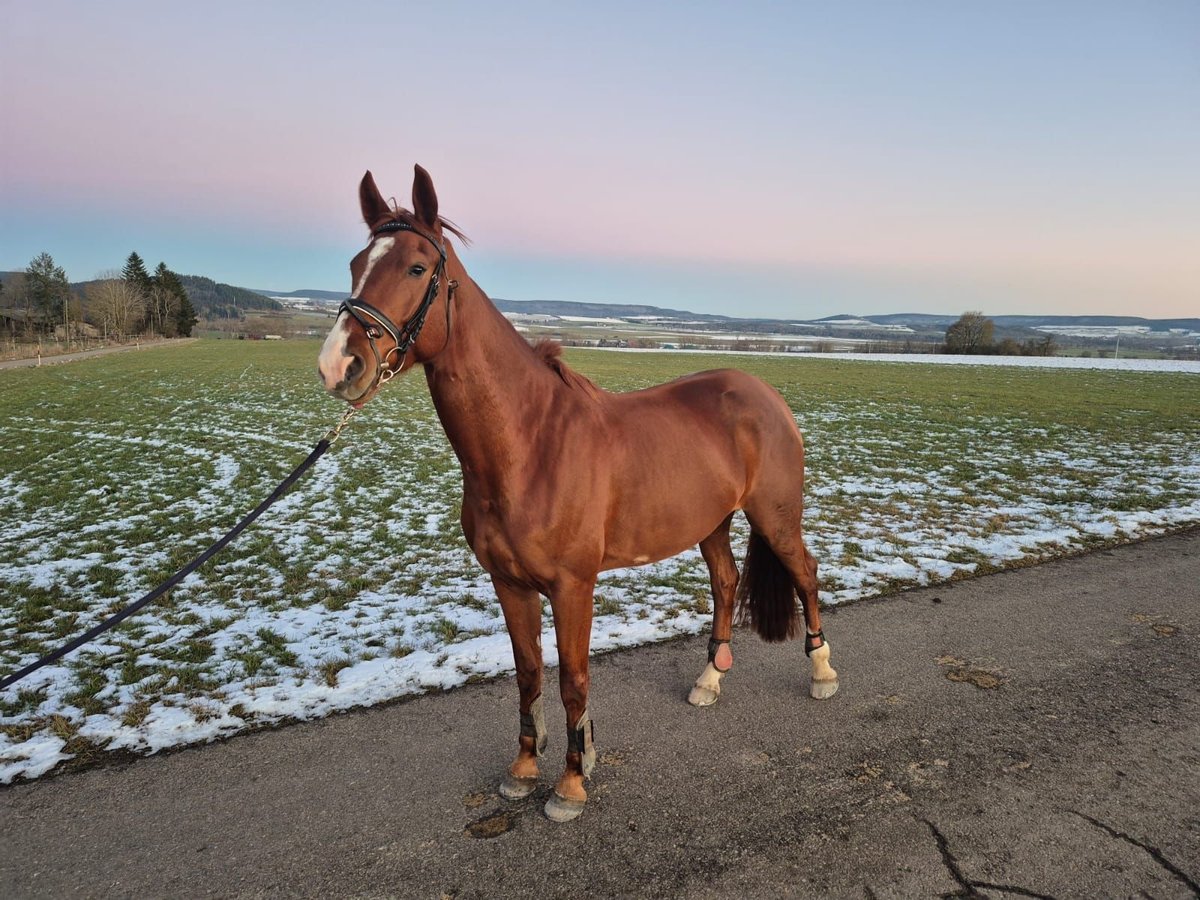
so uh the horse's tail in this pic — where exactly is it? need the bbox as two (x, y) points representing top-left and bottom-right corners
(735, 531), (802, 642)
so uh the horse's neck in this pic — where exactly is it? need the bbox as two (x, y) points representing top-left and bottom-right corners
(423, 271), (558, 496)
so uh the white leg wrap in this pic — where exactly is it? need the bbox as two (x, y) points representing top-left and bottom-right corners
(809, 641), (839, 699)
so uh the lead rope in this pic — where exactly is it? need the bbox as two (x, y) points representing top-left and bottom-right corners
(0, 406), (360, 692)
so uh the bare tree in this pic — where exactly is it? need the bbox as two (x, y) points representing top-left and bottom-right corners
(1, 273), (30, 338)
(85, 277), (146, 340)
(944, 311), (995, 354)
(147, 282), (181, 336)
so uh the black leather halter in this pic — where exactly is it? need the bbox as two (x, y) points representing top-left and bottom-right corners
(337, 220), (453, 393)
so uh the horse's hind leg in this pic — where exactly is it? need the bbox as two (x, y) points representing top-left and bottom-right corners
(794, 541), (839, 699)
(744, 504), (839, 700)
(494, 578), (548, 800)
(689, 514), (737, 707)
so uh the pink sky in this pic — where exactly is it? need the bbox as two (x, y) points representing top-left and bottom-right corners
(2, 1), (1197, 319)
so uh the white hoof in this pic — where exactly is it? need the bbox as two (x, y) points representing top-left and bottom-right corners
(688, 662), (725, 707)
(688, 684), (719, 707)
(810, 677), (839, 700)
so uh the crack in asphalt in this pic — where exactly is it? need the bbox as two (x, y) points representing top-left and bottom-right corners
(923, 819), (1058, 899)
(1071, 810), (1200, 897)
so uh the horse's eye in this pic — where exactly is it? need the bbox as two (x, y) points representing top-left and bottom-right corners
(409, 264), (427, 276)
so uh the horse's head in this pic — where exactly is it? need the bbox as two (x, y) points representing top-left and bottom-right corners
(318, 164), (454, 406)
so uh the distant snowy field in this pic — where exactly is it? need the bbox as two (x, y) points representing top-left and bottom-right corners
(605, 347), (1200, 375)
(1, 343), (1198, 783)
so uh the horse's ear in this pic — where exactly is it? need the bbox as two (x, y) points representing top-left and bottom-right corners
(412, 164), (439, 229)
(359, 171), (391, 226)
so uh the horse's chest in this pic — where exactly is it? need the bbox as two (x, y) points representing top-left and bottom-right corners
(462, 498), (583, 587)
(462, 502), (532, 581)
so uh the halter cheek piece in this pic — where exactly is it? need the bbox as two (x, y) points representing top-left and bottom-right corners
(338, 219), (457, 393)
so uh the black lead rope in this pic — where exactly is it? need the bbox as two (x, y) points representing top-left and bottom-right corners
(0, 409), (358, 692)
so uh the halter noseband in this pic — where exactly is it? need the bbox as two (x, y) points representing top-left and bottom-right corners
(337, 219), (456, 394)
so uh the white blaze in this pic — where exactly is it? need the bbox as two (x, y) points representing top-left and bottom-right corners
(318, 312), (351, 386)
(318, 236), (397, 387)
(352, 236), (395, 297)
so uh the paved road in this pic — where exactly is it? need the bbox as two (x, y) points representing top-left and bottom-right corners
(2, 530), (1198, 899)
(0, 338), (197, 370)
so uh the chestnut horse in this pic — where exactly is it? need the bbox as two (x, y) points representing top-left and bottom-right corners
(318, 165), (838, 822)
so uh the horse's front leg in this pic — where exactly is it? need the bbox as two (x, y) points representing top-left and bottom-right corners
(689, 515), (737, 707)
(494, 578), (548, 800)
(544, 577), (597, 823)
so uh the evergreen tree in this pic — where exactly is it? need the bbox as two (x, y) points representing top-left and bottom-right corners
(175, 291), (198, 337)
(148, 261), (177, 336)
(123, 252), (153, 332)
(26, 252), (71, 322)
(122, 252), (152, 294)
(150, 262), (197, 337)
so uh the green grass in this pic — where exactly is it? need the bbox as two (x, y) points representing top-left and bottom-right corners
(570, 349), (1198, 430)
(1, 337), (1197, 781)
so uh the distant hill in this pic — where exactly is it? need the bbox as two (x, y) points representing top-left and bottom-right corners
(4, 271), (282, 320)
(857, 313), (959, 327)
(864, 312), (1200, 331)
(58, 275), (281, 319)
(251, 291), (733, 322)
(4, 271), (278, 316)
(492, 298), (732, 322)
(253, 288), (349, 303)
(9, 271), (1197, 335)
(150, 281), (1200, 336)
(989, 314), (1200, 331)
(175, 276), (282, 318)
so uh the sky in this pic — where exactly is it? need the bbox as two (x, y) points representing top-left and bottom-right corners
(2, 1), (1197, 320)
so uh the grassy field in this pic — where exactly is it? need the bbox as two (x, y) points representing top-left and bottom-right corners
(1, 339), (1198, 780)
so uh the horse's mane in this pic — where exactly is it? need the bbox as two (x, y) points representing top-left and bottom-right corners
(532, 340), (602, 399)
(368, 203), (470, 245)
(365, 208), (596, 400)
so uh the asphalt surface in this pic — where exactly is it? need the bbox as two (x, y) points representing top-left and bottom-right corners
(2, 529), (1198, 899)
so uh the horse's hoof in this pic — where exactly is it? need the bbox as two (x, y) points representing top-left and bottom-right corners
(544, 791), (587, 823)
(687, 684), (719, 707)
(810, 677), (839, 700)
(498, 773), (538, 800)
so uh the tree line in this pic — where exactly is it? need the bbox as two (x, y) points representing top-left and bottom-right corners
(2, 251), (197, 341)
(943, 311), (1057, 356)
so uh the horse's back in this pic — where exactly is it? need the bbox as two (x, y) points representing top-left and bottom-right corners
(594, 367), (804, 568)
(609, 367), (799, 442)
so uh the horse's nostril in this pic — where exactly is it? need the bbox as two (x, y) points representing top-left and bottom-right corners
(345, 354), (364, 382)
